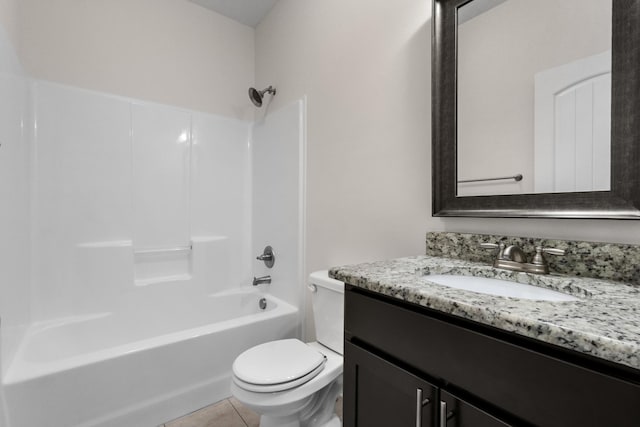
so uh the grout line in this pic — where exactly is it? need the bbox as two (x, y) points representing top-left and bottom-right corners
(228, 398), (250, 427)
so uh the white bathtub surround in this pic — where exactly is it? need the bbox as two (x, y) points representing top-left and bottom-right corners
(0, 72), (30, 370)
(32, 83), (134, 321)
(132, 103), (192, 250)
(191, 112), (253, 288)
(0, 77), (308, 426)
(133, 245), (192, 286)
(71, 237), (234, 314)
(30, 81), (254, 321)
(0, 22), (31, 414)
(252, 98), (307, 333)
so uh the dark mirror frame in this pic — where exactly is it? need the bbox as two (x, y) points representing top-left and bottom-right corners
(432, 0), (640, 218)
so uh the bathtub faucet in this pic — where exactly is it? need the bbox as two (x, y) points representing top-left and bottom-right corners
(253, 275), (272, 286)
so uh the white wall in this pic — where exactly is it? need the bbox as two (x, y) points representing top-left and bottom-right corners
(256, 0), (432, 275)
(18, 0), (255, 121)
(256, 0), (640, 285)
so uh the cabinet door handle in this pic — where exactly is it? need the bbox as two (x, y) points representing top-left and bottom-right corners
(439, 401), (447, 427)
(416, 388), (431, 427)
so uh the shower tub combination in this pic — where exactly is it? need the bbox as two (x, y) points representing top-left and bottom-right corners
(3, 288), (298, 427)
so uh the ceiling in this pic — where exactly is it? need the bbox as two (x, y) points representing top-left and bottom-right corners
(190, 0), (279, 27)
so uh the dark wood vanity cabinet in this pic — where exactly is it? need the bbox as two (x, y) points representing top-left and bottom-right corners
(438, 390), (509, 427)
(345, 341), (438, 427)
(343, 285), (640, 427)
(345, 341), (508, 427)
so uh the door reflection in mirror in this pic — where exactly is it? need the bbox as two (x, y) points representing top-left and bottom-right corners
(456, 0), (612, 197)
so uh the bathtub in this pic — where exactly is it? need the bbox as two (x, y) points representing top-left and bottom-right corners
(3, 288), (298, 427)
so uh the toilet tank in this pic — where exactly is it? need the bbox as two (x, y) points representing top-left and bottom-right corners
(309, 270), (345, 355)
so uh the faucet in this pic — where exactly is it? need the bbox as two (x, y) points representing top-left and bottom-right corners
(253, 275), (272, 286)
(480, 242), (565, 274)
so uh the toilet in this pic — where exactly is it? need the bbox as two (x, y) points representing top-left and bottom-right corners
(231, 270), (344, 427)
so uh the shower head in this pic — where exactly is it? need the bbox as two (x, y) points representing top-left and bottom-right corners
(248, 85), (276, 107)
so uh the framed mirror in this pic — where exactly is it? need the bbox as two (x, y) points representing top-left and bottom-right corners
(432, 0), (640, 218)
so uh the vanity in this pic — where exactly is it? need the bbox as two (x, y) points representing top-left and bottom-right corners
(337, 0), (640, 423)
(332, 249), (640, 427)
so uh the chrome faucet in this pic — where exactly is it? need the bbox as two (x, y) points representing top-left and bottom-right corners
(253, 275), (272, 286)
(480, 242), (565, 274)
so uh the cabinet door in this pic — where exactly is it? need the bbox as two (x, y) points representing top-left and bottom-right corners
(440, 390), (511, 427)
(344, 341), (436, 427)
(346, 287), (640, 426)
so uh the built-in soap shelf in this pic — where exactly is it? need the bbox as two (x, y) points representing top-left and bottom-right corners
(134, 273), (192, 287)
(134, 244), (193, 255)
(75, 236), (229, 289)
(134, 243), (193, 286)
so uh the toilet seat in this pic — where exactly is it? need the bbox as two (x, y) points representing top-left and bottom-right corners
(233, 339), (327, 393)
(233, 361), (326, 393)
(231, 342), (343, 410)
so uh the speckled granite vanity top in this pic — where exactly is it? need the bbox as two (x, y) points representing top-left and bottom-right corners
(330, 255), (640, 371)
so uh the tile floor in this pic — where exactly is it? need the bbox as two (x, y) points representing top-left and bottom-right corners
(162, 396), (343, 427)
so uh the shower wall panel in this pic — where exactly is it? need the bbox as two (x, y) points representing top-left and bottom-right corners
(252, 99), (306, 314)
(30, 82), (252, 323)
(132, 104), (191, 250)
(32, 83), (133, 321)
(191, 113), (252, 289)
(0, 21), (30, 389)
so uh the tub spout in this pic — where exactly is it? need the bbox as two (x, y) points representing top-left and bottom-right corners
(253, 275), (271, 286)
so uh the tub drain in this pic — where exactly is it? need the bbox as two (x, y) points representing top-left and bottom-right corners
(259, 298), (267, 310)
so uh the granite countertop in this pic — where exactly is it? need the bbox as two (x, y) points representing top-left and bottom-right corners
(330, 256), (640, 371)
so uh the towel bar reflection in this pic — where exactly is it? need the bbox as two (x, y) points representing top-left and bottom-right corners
(134, 245), (192, 255)
(458, 174), (523, 184)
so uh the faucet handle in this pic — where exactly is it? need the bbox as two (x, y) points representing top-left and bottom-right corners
(531, 246), (566, 266)
(541, 247), (566, 256)
(256, 246), (275, 268)
(480, 242), (499, 249)
(480, 242), (505, 259)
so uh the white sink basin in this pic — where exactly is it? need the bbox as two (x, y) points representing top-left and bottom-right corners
(425, 274), (579, 302)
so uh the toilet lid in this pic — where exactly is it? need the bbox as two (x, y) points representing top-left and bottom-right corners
(233, 339), (326, 388)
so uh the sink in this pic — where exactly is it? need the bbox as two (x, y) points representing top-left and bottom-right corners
(424, 274), (579, 302)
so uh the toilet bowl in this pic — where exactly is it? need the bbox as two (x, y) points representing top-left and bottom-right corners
(231, 271), (344, 427)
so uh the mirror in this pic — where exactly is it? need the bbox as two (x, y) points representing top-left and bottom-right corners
(457, 0), (611, 197)
(432, 0), (640, 218)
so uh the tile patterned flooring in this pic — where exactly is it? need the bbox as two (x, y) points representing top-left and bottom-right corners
(162, 396), (343, 427)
